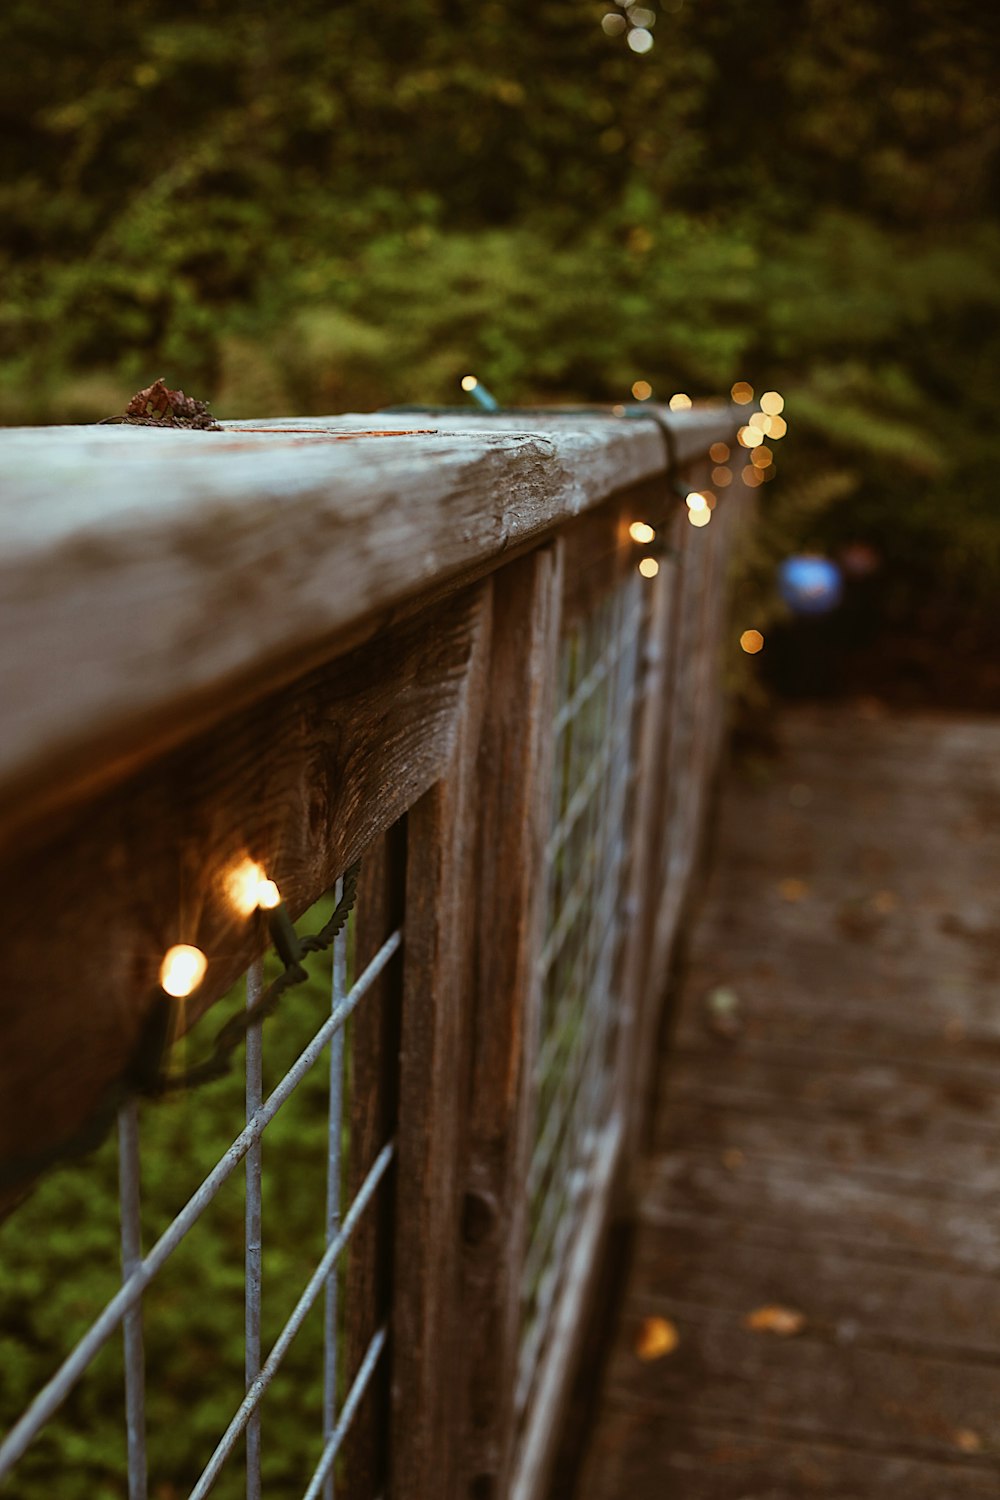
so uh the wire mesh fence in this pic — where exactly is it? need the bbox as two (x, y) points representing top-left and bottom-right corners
(0, 862), (402, 1500)
(516, 571), (648, 1423)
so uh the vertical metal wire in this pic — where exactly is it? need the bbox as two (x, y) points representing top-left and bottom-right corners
(245, 958), (264, 1500)
(323, 881), (348, 1500)
(117, 1099), (148, 1500)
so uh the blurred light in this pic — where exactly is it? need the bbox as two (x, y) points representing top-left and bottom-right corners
(749, 411), (771, 433)
(229, 858), (282, 916)
(685, 490), (708, 512)
(631, 379), (653, 400)
(688, 507), (712, 527)
(840, 542), (880, 577)
(750, 444), (773, 469)
(712, 465), (733, 487)
(760, 390), (784, 415)
(761, 463), (777, 480)
(629, 521), (656, 543)
(741, 466), (763, 487)
(638, 557), (660, 578)
(778, 555), (843, 614)
(461, 375), (478, 392)
(740, 629), (764, 654)
(630, 5), (656, 24)
(767, 414), (788, 440)
(668, 392), (692, 411)
(612, 402), (626, 416)
(738, 426), (763, 448)
(160, 944), (208, 998)
(731, 381), (754, 404)
(709, 442), (730, 463)
(627, 27), (654, 52)
(601, 11), (627, 33)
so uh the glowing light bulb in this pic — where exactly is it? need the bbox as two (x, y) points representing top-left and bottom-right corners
(638, 557), (660, 578)
(629, 521), (656, 544)
(688, 508), (711, 528)
(229, 859), (282, 916)
(668, 393), (692, 411)
(760, 391), (784, 415)
(160, 945), (208, 998)
(461, 375), (478, 392)
(631, 379), (653, 401)
(740, 630), (764, 654)
(685, 491), (708, 512)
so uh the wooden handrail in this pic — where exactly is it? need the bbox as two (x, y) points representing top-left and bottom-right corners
(0, 407), (732, 845)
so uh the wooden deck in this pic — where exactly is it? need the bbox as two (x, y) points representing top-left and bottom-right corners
(576, 704), (1000, 1498)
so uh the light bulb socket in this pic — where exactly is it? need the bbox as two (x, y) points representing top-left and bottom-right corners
(267, 902), (303, 969)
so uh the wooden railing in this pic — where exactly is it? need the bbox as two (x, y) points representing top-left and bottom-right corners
(0, 405), (743, 1500)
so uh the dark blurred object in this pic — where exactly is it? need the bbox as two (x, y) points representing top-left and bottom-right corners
(99, 379), (221, 431)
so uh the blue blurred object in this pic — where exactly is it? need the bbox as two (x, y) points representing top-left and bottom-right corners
(778, 554), (843, 615)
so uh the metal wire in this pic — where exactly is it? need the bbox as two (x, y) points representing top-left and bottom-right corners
(245, 958), (265, 1500)
(303, 1326), (388, 1500)
(0, 927), (401, 1481)
(188, 1142), (395, 1500)
(322, 882), (349, 1500)
(518, 573), (646, 1418)
(117, 1100), (148, 1500)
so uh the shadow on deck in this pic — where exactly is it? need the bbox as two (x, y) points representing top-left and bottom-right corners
(574, 704), (1000, 1499)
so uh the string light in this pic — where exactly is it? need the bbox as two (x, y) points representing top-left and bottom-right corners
(159, 945), (208, 999)
(631, 379), (653, 401)
(228, 858), (302, 968)
(629, 521), (656, 544)
(638, 557), (659, 578)
(740, 629), (764, 654)
(460, 374), (500, 412)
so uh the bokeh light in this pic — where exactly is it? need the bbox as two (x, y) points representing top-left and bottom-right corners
(638, 556), (660, 578)
(738, 426), (763, 448)
(688, 507), (712, 527)
(749, 411), (771, 433)
(709, 442), (730, 463)
(750, 444), (773, 468)
(601, 12), (627, 34)
(760, 391), (785, 415)
(627, 27), (654, 52)
(767, 414), (788, 439)
(685, 490), (708, 512)
(668, 392), (693, 411)
(731, 381), (754, 404)
(631, 379), (653, 400)
(159, 944), (208, 998)
(740, 629), (764, 654)
(629, 520), (655, 544)
(741, 466), (763, 487)
(712, 465), (732, 486)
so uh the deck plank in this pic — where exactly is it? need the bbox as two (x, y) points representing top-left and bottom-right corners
(576, 705), (1000, 1497)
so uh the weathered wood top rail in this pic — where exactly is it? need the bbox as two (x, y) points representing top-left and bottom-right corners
(0, 407), (731, 845)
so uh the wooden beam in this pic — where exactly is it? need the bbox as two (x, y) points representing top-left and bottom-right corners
(0, 586), (485, 1203)
(459, 543), (564, 1499)
(0, 408), (735, 845)
(391, 582), (492, 1500)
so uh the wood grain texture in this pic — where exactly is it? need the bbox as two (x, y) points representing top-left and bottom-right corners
(575, 705), (1000, 1500)
(0, 407), (735, 844)
(460, 545), (564, 1500)
(390, 580), (492, 1500)
(0, 587), (484, 1195)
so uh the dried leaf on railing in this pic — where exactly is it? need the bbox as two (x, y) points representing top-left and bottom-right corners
(98, 378), (222, 430)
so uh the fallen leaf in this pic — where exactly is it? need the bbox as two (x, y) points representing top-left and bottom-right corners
(744, 1304), (806, 1336)
(778, 878), (809, 902)
(954, 1428), (982, 1453)
(635, 1316), (679, 1361)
